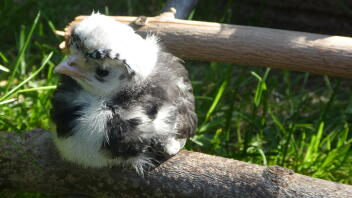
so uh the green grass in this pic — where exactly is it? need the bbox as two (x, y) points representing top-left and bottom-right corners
(188, 61), (352, 182)
(0, 0), (351, 196)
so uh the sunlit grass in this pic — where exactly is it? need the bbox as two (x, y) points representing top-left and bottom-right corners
(0, 12), (58, 133)
(187, 62), (352, 183)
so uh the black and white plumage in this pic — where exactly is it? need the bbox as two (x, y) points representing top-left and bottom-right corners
(51, 14), (197, 174)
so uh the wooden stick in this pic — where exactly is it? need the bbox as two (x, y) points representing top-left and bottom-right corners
(59, 15), (352, 78)
(1, 129), (352, 197)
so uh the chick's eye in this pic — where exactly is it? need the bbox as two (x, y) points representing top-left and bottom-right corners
(95, 68), (109, 77)
(86, 50), (103, 59)
(92, 50), (102, 59)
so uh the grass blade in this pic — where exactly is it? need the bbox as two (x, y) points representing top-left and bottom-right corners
(0, 64), (10, 72)
(304, 122), (324, 163)
(16, 85), (57, 93)
(203, 79), (228, 123)
(257, 147), (268, 166)
(252, 68), (270, 107)
(0, 98), (16, 105)
(203, 64), (232, 125)
(5, 12), (40, 92)
(0, 51), (9, 63)
(19, 25), (26, 74)
(0, 52), (53, 102)
(313, 122), (325, 153)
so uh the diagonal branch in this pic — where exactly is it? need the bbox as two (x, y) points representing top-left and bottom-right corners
(57, 13), (352, 79)
(1, 129), (351, 197)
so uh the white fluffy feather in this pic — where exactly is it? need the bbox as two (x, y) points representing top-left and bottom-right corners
(73, 14), (159, 80)
(53, 14), (190, 174)
(53, 89), (183, 172)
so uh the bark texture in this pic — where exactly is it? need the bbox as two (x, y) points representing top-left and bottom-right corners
(65, 15), (352, 78)
(1, 129), (352, 198)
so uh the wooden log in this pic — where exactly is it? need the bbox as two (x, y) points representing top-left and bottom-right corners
(1, 129), (352, 198)
(59, 14), (352, 78)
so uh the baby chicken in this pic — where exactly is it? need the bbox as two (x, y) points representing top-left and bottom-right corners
(51, 14), (197, 174)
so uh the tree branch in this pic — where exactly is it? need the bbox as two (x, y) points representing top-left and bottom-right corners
(59, 15), (352, 78)
(1, 130), (351, 197)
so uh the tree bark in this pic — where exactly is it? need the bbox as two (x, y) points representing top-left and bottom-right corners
(63, 14), (352, 79)
(1, 129), (351, 198)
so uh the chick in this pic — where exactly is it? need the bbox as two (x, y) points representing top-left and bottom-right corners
(51, 14), (197, 174)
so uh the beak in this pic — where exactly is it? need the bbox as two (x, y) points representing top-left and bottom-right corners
(54, 56), (88, 79)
